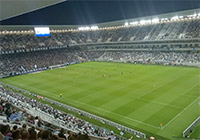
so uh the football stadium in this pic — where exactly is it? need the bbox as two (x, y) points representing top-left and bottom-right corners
(0, 1), (200, 140)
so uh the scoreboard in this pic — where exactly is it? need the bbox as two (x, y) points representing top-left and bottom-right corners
(34, 27), (50, 37)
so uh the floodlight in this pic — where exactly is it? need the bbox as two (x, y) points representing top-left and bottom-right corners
(140, 20), (146, 25)
(193, 13), (197, 17)
(85, 27), (90, 30)
(179, 16), (183, 19)
(161, 18), (168, 21)
(130, 21), (138, 25)
(124, 22), (129, 26)
(78, 27), (84, 31)
(146, 20), (151, 24)
(91, 26), (99, 30)
(152, 18), (159, 23)
(171, 16), (179, 20)
(186, 14), (197, 18)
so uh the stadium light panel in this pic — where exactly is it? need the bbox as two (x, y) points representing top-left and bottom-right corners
(91, 26), (99, 30)
(78, 26), (99, 31)
(85, 27), (90, 30)
(186, 14), (197, 18)
(161, 18), (168, 21)
(171, 16), (179, 20)
(193, 13), (197, 17)
(78, 27), (88, 31)
(139, 19), (151, 25)
(152, 18), (159, 23)
(179, 16), (183, 19)
(140, 20), (146, 25)
(146, 20), (152, 24)
(78, 27), (83, 30)
(130, 21), (138, 25)
(124, 22), (129, 26)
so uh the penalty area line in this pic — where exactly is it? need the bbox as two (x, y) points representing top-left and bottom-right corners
(161, 95), (200, 130)
(137, 75), (184, 99)
(181, 83), (200, 96)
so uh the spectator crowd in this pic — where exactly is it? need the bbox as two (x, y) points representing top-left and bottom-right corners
(0, 19), (200, 51)
(1, 48), (199, 75)
(0, 18), (199, 76)
(0, 86), (119, 140)
(95, 51), (200, 65)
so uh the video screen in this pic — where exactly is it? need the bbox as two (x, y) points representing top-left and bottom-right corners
(34, 27), (50, 37)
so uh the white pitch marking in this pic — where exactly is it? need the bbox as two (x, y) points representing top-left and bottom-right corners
(138, 98), (183, 110)
(137, 75), (185, 99)
(182, 83), (199, 96)
(161, 95), (200, 130)
(7, 81), (160, 130)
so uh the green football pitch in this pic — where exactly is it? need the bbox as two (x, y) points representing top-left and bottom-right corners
(1, 62), (200, 139)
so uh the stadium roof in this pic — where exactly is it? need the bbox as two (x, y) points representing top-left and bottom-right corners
(0, 0), (200, 26)
(0, 0), (66, 21)
(1, 8), (200, 31)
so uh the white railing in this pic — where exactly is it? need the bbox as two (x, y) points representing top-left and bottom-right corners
(183, 116), (200, 137)
(0, 82), (146, 139)
(0, 91), (109, 140)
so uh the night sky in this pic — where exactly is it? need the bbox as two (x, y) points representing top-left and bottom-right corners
(1, 0), (200, 25)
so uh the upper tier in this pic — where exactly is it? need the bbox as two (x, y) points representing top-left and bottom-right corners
(1, 19), (200, 51)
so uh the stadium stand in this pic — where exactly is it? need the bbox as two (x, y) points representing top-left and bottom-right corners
(0, 86), (122, 140)
(0, 18), (200, 51)
(0, 49), (199, 76)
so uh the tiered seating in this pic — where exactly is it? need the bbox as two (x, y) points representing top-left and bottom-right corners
(1, 48), (199, 75)
(0, 87), (118, 140)
(0, 19), (200, 51)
